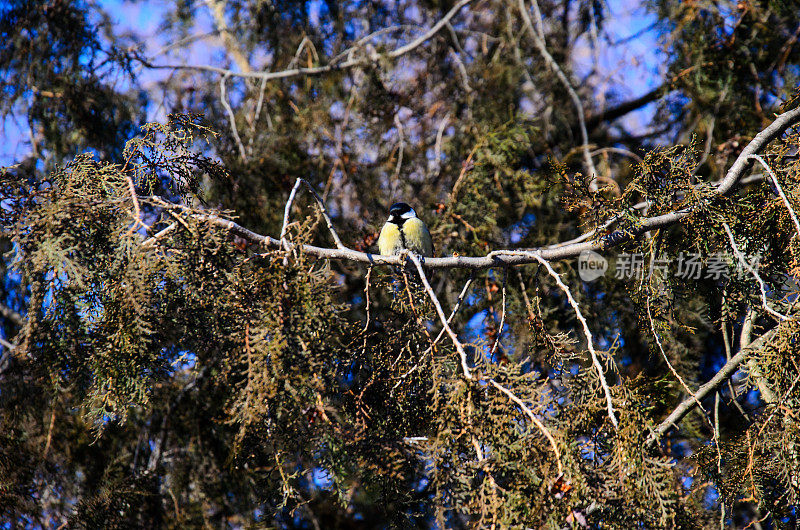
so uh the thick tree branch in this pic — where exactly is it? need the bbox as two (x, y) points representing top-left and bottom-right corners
(147, 107), (800, 272)
(646, 327), (780, 448)
(582, 85), (666, 133)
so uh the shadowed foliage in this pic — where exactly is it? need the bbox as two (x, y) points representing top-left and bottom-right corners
(2, 0), (800, 527)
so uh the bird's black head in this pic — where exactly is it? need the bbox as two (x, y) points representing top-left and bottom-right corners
(389, 202), (412, 216)
(388, 202), (416, 226)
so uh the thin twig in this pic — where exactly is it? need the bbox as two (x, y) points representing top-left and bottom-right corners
(42, 407), (56, 459)
(489, 379), (564, 476)
(529, 252), (618, 428)
(123, 173), (144, 235)
(220, 74), (248, 162)
(646, 298), (709, 422)
(387, 0), (474, 58)
(518, 0), (599, 189)
(722, 222), (789, 321)
(424, 271), (476, 355)
(204, 0), (252, 74)
(392, 113), (405, 184)
(721, 304), (750, 420)
(407, 253), (472, 379)
(281, 178), (345, 250)
(362, 266), (373, 333)
(750, 154), (800, 239)
(490, 267), (508, 358)
(589, 147), (644, 164)
(145, 0), (474, 82)
(142, 222), (179, 248)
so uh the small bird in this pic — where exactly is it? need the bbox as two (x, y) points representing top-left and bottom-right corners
(377, 202), (433, 257)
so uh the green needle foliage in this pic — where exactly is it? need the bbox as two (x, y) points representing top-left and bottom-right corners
(3, 0), (800, 528)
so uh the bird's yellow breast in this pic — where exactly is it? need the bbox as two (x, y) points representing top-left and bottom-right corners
(377, 218), (433, 257)
(378, 222), (401, 256)
(402, 218), (433, 257)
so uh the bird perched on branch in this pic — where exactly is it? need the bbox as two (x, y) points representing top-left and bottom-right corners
(378, 202), (433, 258)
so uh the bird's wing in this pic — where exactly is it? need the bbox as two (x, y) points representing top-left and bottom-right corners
(404, 218), (434, 257)
(422, 222), (433, 257)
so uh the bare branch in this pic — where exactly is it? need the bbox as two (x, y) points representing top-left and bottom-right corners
(646, 327), (780, 447)
(220, 74), (248, 162)
(281, 179), (303, 250)
(489, 379), (564, 476)
(362, 266), (373, 333)
(407, 253), (472, 379)
(518, 0), (599, 189)
(123, 172), (144, 235)
(387, 0), (474, 58)
(0, 304), (24, 327)
(142, 222), (179, 248)
(528, 252), (618, 429)
(490, 267), (508, 357)
(145, 0), (474, 82)
(0, 337), (16, 373)
(424, 271), (475, 355)
(280, 178), (345, 250)
(392, 113), (405, 184)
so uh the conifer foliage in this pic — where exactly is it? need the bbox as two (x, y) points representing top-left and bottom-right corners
(3, 0), (800, 527)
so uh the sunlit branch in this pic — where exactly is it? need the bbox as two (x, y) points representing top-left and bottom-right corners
(387, 0), (473, 58)
(722, 223), (789, 321)
(280, 178), (345, 250)
(490, 267), (508, 357)
(406, 253), (472, 379)
(219, 74), (248, 162)
(646, 327), (780, 447)
(424, 271), (475, 355)
(167, 107), (800, 271)
(526, 252), (618, 429)
(488, 379), (564, 476)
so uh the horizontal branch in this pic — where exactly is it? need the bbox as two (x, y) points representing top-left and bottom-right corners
(582, 84), (666, 133)
(179, 105), (800, 270)
(645, 327), (780, 448)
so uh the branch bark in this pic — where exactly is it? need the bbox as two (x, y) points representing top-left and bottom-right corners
(645, 327), (780, 448)
(146, 107), (800, 272)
